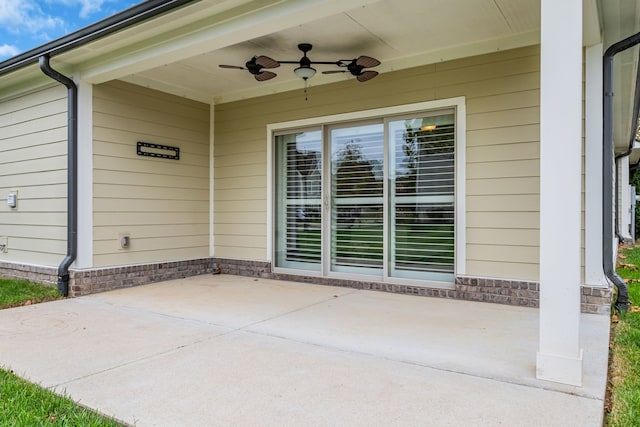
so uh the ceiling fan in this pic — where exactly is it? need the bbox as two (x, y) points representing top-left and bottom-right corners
(218, 55), (280, 81)
(218, 43), (381, 83)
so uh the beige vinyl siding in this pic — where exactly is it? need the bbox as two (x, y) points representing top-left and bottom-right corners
(0, 85), (69, 266)
(93, 81), (210, 267)
(215, 45), (541, 280)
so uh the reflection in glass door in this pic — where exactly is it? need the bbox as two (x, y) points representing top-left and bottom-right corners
(388, 114), (455, 282)
(274, 130), (322, 271)
(329, 123), (384, 275)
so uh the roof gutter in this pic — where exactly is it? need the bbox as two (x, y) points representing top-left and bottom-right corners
(39, 55), (77, 296)
(0, 0), (199, 77)
(603, 32), (640, 312)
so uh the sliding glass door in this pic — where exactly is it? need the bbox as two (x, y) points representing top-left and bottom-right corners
(388, 115), (455, 281)
(274, 109), (455, 284)
(274, 130), (322, 271)
(330, 123), (384, 275)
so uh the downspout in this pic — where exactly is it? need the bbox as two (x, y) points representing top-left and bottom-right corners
(603, 32), (640, 312)
(39, 55), (77, 296)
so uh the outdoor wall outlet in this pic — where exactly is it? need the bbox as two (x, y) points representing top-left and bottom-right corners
(7, 192), (17, 208)
(118, 232), (130, 250)
(0, 237), (7, 253)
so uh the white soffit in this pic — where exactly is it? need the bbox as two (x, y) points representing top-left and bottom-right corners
(8, 0), (543, 103)
(75, 0), (384, 83)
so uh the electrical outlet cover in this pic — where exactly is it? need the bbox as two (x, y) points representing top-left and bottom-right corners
(117, 232), (130, 250)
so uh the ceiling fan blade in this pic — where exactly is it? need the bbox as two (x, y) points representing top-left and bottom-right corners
(254, 71), (277, 81)
(219, 64), (245, 70)
(255, 56), (280, 69)
(356, 56), (381, 68)
(357, 70), (378, 82)
(322, 70), (346, 74)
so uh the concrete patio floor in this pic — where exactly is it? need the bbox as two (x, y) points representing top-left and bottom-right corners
(0, 274), (610, 426)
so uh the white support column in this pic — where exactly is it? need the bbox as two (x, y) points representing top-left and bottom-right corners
(585, 44), (608, 286)
(75, 79), (93, 269)
(537, 0), (583, 386)
(619, 156), (632, 241)
(209, 102), (215, 257)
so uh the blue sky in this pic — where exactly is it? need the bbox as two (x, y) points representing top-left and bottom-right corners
(0, 0), (140, 60)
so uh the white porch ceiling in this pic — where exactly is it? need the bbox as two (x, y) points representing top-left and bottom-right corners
(74, 0), (542, 104)
(6, 0), (638, 109)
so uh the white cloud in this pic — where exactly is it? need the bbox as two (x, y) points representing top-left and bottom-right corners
(0, 43), (20, 59)
(49, 0), (114, 19)
(0, 0), (64, 35)
(0, 0), (129, 54)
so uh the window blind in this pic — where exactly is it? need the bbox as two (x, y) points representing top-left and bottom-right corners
(390, 115), (455, 280)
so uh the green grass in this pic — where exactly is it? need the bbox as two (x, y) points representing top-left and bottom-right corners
(0, 369), (123, 426)
(0, 277), (61, 309)
(0, 277), (124, 426)
(293, 223), (455, 265)
(606, 245), (640, 426)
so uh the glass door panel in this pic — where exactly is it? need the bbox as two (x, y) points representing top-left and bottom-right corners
(389, 114), (455, 282)
(274, 131), (322, 271)
(330, 123), (384, 275)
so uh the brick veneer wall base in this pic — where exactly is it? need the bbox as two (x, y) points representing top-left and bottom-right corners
(0, 258), (613, 314)
(213, 258), (612, 314)
(0, 261), (58, 286)
(69, 258), (216, 296)
(581, 286), (614, 315)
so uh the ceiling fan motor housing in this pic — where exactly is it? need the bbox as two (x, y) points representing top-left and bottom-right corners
(347, 61), (363, 75)
(245, 58), (261, 74)
(297, 43), (313, 54)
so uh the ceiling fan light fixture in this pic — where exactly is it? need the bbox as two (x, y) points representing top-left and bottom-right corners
(294, 65), (316, 80)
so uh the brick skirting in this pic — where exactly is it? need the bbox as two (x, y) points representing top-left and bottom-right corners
(455, 275), (613, 315)
(455, 276), (539, 307)
(0, 261), (57, 286)
(581, 286), (614, 315)
(1, 258), (613, 314)
(69, 258), (217, 296)
(213, 258), (612, 315)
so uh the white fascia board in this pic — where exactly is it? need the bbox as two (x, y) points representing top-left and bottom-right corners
(0, 64), (67, 101)
(79, 0), (382, 84)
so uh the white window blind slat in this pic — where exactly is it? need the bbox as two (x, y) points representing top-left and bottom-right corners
(390, 116), (455, 280)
